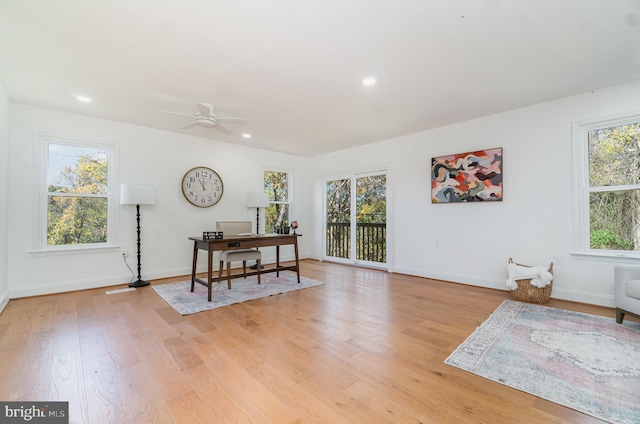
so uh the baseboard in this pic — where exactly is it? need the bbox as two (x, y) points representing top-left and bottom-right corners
(7, 254), (302, 299)
(393, 266), (507, 291)
(545, 287), (615, 307)
(392, 266), (615, 307)
(9, 257), (612, 307)
(8, 266), (190, 299)
(9, 274), (140, 298)
(0, 289), (9, 314)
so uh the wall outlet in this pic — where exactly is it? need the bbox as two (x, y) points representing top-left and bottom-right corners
(121, 249), (129, 258)
(552, 255), (562, 265)
(434, 239), (440, 247)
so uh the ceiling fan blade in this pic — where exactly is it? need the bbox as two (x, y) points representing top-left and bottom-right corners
(159, 110), (194, 119)
(181, 122), (198, 129)
(197, 103), (213, 118)
(217, 117), (249, 125)
(214, 124), (233, 135)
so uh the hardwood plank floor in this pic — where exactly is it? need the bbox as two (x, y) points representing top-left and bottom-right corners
(0, 259), (621, 423)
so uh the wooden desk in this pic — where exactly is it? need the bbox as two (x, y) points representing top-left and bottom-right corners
(188, 234), (301, 301)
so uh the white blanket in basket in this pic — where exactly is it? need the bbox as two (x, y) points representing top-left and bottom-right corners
(506, 263), (553, 290)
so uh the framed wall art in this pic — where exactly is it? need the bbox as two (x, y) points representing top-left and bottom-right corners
(431, 147), (503, 203)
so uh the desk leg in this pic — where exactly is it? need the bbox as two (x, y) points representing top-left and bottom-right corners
(276, 245), (280, 277)
(207, 247), (214, 302)
(191, 241), (198, 292)
(294, 237), (300, 283)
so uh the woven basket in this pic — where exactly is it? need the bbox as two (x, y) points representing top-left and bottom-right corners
(508, 257), (553, 304)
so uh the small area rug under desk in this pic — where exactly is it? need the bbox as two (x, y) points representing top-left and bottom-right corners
(153, 271), (324, 315)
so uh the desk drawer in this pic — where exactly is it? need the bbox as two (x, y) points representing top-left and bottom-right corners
(225, 241), (246, 248)
(223, 240), (275, 249)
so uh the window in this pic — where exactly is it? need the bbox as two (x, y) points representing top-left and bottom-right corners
(43, 138), (114, 249)
(572, 114), (640, 256)
(264, 170), (291, 233)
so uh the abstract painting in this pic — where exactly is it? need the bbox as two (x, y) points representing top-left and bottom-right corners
(431, 147), (502, 203)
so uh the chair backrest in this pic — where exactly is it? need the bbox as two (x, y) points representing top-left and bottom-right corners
(216, 221), (252, 236)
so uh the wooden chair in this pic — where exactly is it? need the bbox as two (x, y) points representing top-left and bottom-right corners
(216, 221), (261, 289)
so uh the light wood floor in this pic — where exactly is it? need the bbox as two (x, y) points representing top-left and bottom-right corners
(0, 259), (619, 423)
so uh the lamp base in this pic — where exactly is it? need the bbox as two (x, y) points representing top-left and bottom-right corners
(129, 279), (150, 288)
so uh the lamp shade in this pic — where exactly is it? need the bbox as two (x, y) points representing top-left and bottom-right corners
(246, 192), (269, 208)
(120, 184), (156, 205)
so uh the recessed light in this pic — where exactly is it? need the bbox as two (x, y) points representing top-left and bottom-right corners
(242, 133), (251, 139)
(362, 77), (376, 86)
(76, 95), (92, 103)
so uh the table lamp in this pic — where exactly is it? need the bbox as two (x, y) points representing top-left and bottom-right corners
(246, 192), (269, 234)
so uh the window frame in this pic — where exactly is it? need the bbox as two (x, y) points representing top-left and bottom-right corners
(263, 168), (292, 234)
(572, 112), (640, 260)
(35, 135), (118, 254)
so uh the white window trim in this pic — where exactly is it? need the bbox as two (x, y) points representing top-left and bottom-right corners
(571, 112), (640, 261)
(33, 134), (119, 254)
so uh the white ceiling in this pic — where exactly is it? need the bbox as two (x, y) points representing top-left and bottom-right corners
(1, 0), (639, 157)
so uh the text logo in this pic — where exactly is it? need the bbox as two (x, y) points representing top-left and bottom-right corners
(1, 402), (68, 423)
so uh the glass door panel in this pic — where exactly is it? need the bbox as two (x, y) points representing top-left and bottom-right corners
(356, 174), (387, 264)
(325, 178), (351, 260)
(325, 172), (387, 267)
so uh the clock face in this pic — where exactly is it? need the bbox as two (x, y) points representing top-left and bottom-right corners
(181, 166), (224, 207)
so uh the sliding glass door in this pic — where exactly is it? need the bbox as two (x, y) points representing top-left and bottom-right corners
(325, 178), (351, 260)
(324, 171), (387, 267)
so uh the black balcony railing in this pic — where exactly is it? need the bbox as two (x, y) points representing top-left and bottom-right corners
(326, 222), (350, 259)
(326, 222), (386, 263)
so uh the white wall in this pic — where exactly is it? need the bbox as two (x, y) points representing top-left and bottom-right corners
(0, 80), (9, 311)
(7, 104), (313, 298)
(312, 80), (640, 307)
(6, 80), (640, 306)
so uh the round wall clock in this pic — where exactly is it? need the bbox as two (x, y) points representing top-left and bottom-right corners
(181, 166), (224, 207)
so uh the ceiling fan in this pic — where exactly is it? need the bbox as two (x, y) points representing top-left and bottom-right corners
(159, 103), (248, 135)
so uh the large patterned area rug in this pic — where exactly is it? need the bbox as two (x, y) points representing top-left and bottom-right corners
(445, 300), (640, 424)
(153, 271), (324, 315)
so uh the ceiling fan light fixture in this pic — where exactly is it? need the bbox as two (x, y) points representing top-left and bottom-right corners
(362, 77), (376, 86)
(160, 102), (245, 136)
(195, 118), (215, 128)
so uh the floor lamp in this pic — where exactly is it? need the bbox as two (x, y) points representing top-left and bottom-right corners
(120, 184), (156, 287)
(246, 192), (269, 269)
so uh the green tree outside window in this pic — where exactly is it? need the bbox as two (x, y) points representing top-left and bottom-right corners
(47, 142), (109, 246)
(588, 123), (640, 251)
(264, 170), (290, 233)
